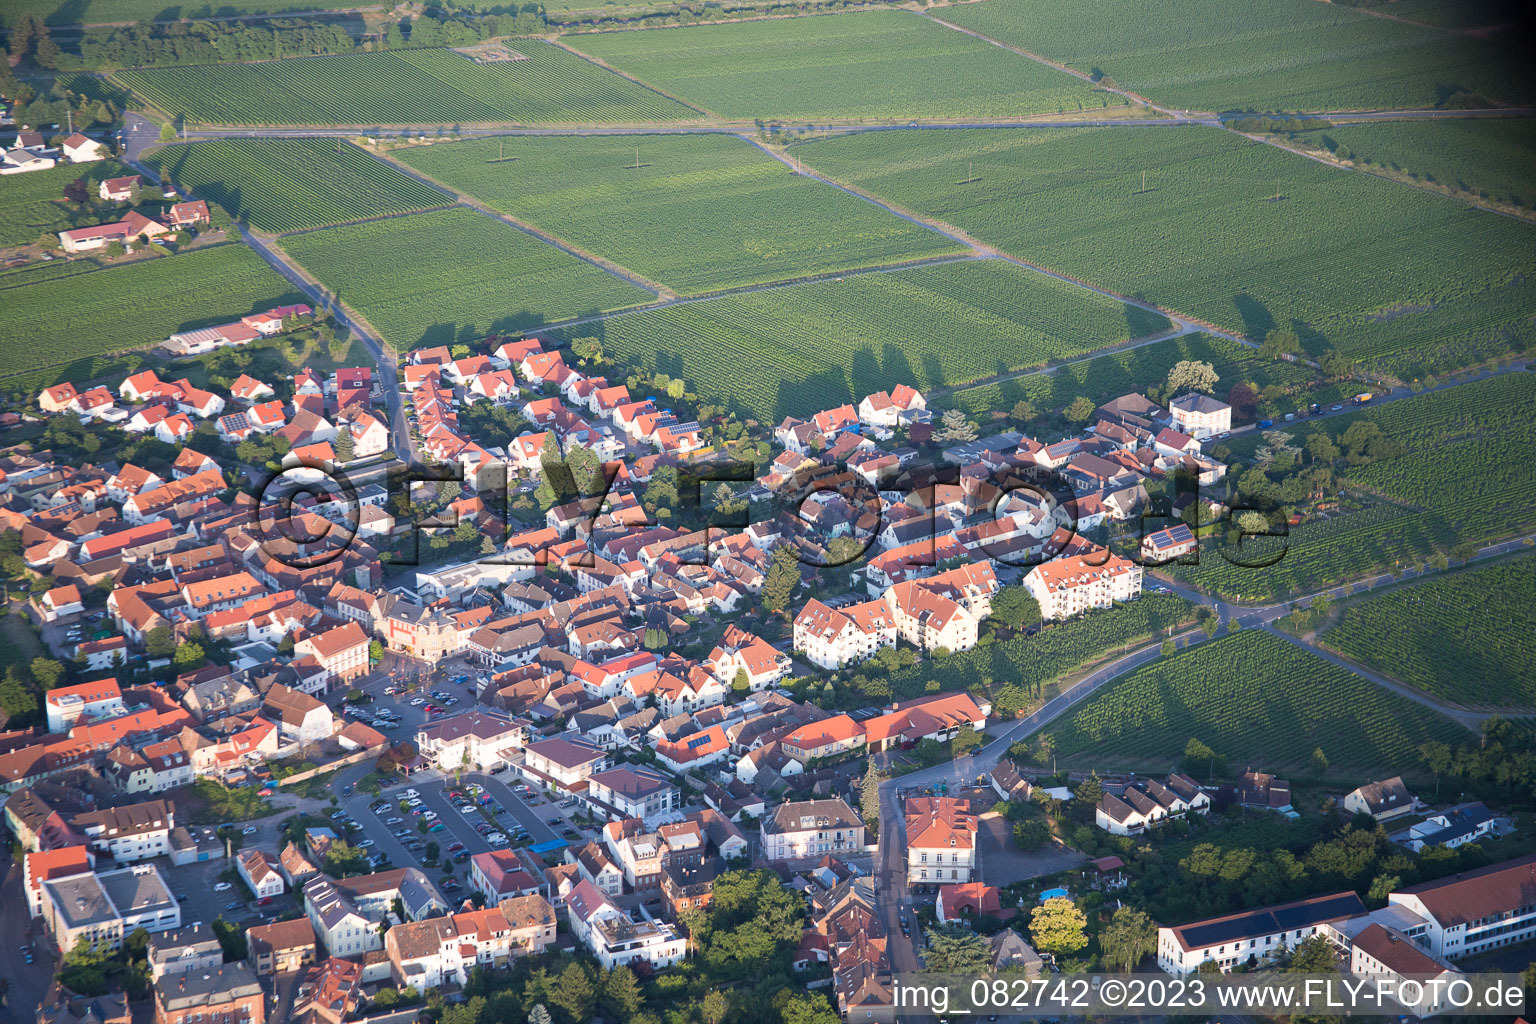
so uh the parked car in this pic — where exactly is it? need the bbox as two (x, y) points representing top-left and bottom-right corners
(385, 817), (404, 825)
(214, 882), (232, 892)
(358, 839), (375, 848)
(447, 842), (465, 852)
(242, 826), (258, 835)
(428, 822), (447, 833)
(256, 896), (273, 906)
(454, 850), (472, 862)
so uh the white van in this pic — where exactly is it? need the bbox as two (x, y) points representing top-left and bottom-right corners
(404, 788), (419, 799)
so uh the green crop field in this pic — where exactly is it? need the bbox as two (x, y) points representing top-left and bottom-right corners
(550, 257), (1169, 420)
(395, 134), (963, 294)
(935, 332), (1314, 418)
(149, 139), (450, 235)
(0, 244), (303, 383)
(1290, 118), (1536, 209)
(1319, 554), (1536, 708)
(8, 0), (337, 25)
(562, 11), (1104, 121)
(1047, 630), (1470, 774)
(116, 44), (698, 126)
(0, 161), (126, 248)
(1174, 374), (1536, 600)
(932, 0), (1531, 111)
(795, 125), (1536, 378)
(277, 208), (652, 349)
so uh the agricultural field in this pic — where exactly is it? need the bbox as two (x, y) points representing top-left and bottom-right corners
(276, 208), (652, 349)
(0, 160), (126, 249)
(11, 0), (339, 25)
(932, 0), (1532, 111)
(935, 332), (1314, 418)
(562, 11), (1105, 121)
(0, 244), (303, 385)
(794, 125), (1536, 378)
(395, 133), (963, 294)
(1047, 630), (1470, 775)
(550, 258), (1170, 421)
(1289, 118), (1536, 209)
(1318, 555), (1536, 708)
(1174, 374), (1536, 600)
(116, 44), (698, 126)
(149, 139), (450, 235)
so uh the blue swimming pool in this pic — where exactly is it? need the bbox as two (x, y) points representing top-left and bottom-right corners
(1040, 887), (1070, 901)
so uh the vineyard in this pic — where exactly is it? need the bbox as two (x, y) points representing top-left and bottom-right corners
(935, 332), (1312, 417)
(793, 125), (1536, 378)
(276, 208), (652, 349)
(0, 161), (128, 249)
(1290, 119), (1536, 211)
(562, 11), (1101, 121)
(931, 0), (1532, 111)
(14, 0), (328, 25)
(549, 258), (1169, 421)
(877, 593), (1191, 707)
(1319, 554), (1536, 708)
(0, 244), (304, 384)
(1046, 630), (1470, 774)
(116, 44), (697, 126)
(150, 139), (450, 235)
(396, 133), (963, 294)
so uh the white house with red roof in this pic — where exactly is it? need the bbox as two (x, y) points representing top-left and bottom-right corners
(857, 383), (926, 429)
(169, 379), (224, 419)
(61, 134), (106, 163)
(469, 370), (519, 403)
(704, 625), (791, 691)
(40, 584), (85, 623)
(44, 677), (124, 732)
(154, 413), (194, 445)
(70, 386), (116, 420)
(493, 338), (542, 367)
(59, 210), (168, 253)
(169, 200), (209, 227)
(1023, 546), (1142, 620)
(793, 598), (897, 670)
(171, 448), (220, 479)
(119, 370), (166, 403)
(293, 621), (370, 690)
(99, 174), (142, 201)
(229, 374), (274, 402)
(520, 351), (570, 387)
(39, 382), (78, 413)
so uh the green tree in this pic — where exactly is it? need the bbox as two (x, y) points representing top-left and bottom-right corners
(599, 966), (642, 1021)
(923, 928), (991, 972)
(1308, 747), (1329, 776)
(935, 408), (979, 444)
(1010, 399), (1036, 424)
(159, 121), (176, 142)
(145, 625), (176, 658)
(333, 425), (355, 462)
(1100, 907), (1156, 971)
(526, 1005), (553, 1024)
(990, 585), (1041, 631)
(952, 725), (984, 758)
(1285, 934), (1339, 973)
(1012, 819), (1051, 851)
(1073, 773), (1104, 806)
(1259, 328), (1301, 360)
(859, 761), (886, 830)
(0, 666), (40, 725)
(700, 989), (728, 1024)
(760, 545), (800, 614)
(30, 657), (64, 690)
(1064, 395), (1096, 423)
(369, 640), (384, 662)
(550, 962), (594, 1024)
(173, 641), (205, 670)
(1030, 897), (1089, 958)
(1166, 359), (1219, 394)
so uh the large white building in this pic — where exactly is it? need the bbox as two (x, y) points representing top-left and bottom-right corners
(384, 896), (557, 991)
(1023, 549), (1142, 621)
(905, 797), (977, 886)
(1168, 393), (1232, 439)
(565, 878), (685, 971)
(72, 799), (175, 863)
(44, 678), (125, 733)
(585, 766), (679, 826)
(760, 798), (865, 862)
(1387, 852), (1536, 960)
(40, 864), (181, 954)
(1156, 892), (1366, 973)
(414, 710), (527, 771)
(793, 599), (897, 670)
(522, 736), (609, 795)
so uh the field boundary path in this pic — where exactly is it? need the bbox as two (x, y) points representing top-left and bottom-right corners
(367, 146), (674, 300)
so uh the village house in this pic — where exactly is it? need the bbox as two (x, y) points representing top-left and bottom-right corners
(761, 798), (865, 862)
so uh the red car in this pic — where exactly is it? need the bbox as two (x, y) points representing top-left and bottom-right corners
(256, 896), (272, 906)
(447, 790), (462, 800)
(447, 842), (464, 852)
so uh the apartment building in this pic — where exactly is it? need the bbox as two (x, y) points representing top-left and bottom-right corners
(1388, 853), (1536, 959)
(41, 864), (181, 954)
(1023, 549), (1142, 621)
(72, 799), (175, 863)
(881, 580), (980, 653)
(905, 797), (978, 886)
(1157, 892), (1367, 973)
(45, 678), (125, 733)
(566, 879), (686, 971)
(761, 798), (865, 862)
(1168, 393), (1231, 439)
(147, 924), (222, 981)
(414, 710), (526, 772)
(793, 599), (897, 670)
(247, 917), (319, 975)
(522, 736), (609, 795)
(585, 766), (678, 826)
(385, 896), (557, 991)
(152, 961), (265, 1024)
